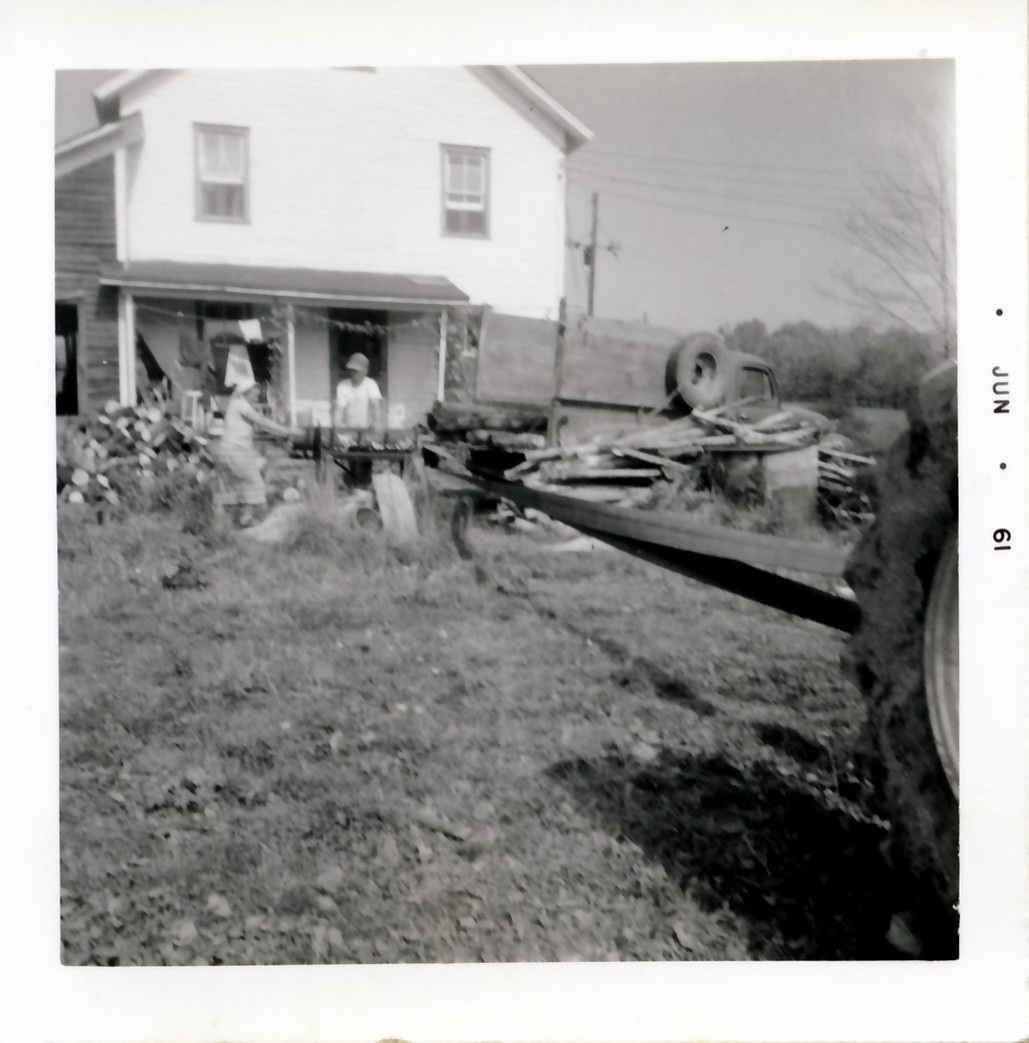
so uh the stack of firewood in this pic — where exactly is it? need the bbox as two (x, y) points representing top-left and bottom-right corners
(57, 400), (215, 506)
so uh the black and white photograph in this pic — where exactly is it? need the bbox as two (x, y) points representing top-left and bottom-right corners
(5, 1), (1029, 1041)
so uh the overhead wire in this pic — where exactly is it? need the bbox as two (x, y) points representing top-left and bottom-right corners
(569, 155), (864, 205)
(568, 167), (849, 216)
(576, 145), (882, 178)
(571, 180), (831, 231)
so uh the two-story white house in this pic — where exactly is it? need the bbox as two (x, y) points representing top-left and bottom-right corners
(55, 67), (591, 424)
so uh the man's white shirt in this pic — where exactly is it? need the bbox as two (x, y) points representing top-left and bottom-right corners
(335, 377), (382, 428)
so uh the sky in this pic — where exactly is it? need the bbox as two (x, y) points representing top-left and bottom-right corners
(56, 60), (954, 335)
(527, 60), (954, 333)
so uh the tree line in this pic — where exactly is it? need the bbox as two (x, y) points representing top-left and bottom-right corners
(718, 319), (941, 413)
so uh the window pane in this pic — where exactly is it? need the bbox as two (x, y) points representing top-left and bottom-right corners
(202, 183), (244, 219)
(446, 207), (485, 235)
(447, 156), (465, 193)
(199, 129), (245, 181)
(465, 158), (483, 193)
(224, 135), (243, 177)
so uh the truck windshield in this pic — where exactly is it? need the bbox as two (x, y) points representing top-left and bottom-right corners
(739, 367), (775, 403)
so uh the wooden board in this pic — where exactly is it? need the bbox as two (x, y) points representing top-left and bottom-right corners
(372, 472), (419, 545)
(475, 311), (684, 410)
(474, 312), (559, 403)
(560, 316), (681, 408)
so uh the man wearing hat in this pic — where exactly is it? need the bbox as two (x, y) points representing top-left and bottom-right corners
(332, 352), (383, 434)
(332, 352), (383, 487)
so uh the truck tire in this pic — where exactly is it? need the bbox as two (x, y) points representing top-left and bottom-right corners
(665, 333), (730, 411)
(843, 374), (958, 957)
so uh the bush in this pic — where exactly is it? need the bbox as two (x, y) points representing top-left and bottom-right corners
(719, 320), (936, 409)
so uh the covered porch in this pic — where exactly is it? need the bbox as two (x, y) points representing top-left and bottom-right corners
(99, 260), (470, 430)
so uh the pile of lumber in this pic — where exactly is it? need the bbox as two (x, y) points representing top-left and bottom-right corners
(57, 400), (215, 506)
(484, 403), (877, 518)
(498, 402), (823, 504)
(816, 446), (876, 523)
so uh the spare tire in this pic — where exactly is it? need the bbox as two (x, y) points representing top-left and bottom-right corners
(843, 373), (958, 957)
(665, 333), (731, 411)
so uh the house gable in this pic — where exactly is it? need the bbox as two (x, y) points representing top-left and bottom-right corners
(93, 67), (591, 154)
(103, 67), (579, 318)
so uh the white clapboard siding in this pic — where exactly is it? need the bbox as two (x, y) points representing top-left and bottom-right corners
(119, 68), (568, 318)
(387, 314), (439, 425)
(293, 320), (330, 402)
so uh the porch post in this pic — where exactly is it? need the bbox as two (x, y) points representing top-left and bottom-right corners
(436, 308), (448, 402)
(117, 289), (136, 406)
(286, 303), (297, 426)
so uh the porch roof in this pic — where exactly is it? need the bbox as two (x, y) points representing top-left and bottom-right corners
(99, 260), (470, 308)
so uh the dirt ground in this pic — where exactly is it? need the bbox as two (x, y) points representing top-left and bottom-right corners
(58, 495), (898, 965)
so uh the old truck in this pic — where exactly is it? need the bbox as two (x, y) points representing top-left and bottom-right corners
(431, 329), (958, 956)
(469, 310), (831, 443)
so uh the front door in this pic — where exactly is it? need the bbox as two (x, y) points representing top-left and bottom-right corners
(328, 308), (388, 400)
(56, 302), (79, 415)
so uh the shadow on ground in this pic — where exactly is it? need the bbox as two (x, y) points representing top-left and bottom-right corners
(549, 749), (897, 960)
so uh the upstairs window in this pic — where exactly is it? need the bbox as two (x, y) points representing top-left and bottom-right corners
(195, 125), (249, 222)
(442, 146), (489, 237)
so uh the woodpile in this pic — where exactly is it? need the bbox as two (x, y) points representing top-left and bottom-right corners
(57, 399), (215, 506)
(427, 398), (877, 520)
(494, 401), (823, 506)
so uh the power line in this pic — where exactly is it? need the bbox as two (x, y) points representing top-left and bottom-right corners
(577, 145), (878, 178)
(569, 154), (862, 201)
(569, 168), (849, 216)
(578, 183), (830, 231)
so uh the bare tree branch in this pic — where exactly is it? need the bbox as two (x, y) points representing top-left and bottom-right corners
(820, 117), (956, 356)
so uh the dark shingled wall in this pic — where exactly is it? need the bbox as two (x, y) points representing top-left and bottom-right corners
(56, 155), (120, 413)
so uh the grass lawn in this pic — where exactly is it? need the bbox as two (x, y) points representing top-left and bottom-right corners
(58, 492), (894, 965)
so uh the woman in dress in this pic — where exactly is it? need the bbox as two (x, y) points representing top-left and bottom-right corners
(213, 376), (299, 526)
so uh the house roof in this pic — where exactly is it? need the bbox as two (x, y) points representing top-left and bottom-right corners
(92, 67), (592, 153)
(55, 112), (144, 178)
(99, 260), (470, 308)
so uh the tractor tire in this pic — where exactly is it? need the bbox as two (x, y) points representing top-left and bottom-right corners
(843, 375), (958, 957)
(665, 333), (731, 412)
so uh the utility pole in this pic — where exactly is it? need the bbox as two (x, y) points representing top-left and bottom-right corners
(586, 191), (599, 317)
(567, 191), (618, 318)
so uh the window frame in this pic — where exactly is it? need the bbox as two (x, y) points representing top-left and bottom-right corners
(440, 145), (490, 239)
(739, 365), (778, 404)
(194, 123), (250, 224)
